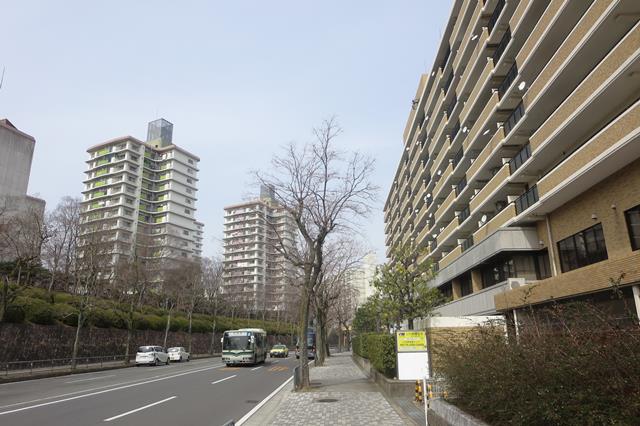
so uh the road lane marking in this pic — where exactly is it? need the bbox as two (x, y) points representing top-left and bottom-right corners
(271, 360), (279, 364)
(250, 366), (262, 371)
(104, 396), (176, 422)
(236, 375), (294, 426)
(211, 375), (237, 385)
(64, 374), (116, 384)
(0, 365), (223, 416)
(0, 363), (225, 410)
(268, 366), (288, 372)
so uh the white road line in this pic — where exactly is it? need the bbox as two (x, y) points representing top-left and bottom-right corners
(64, 374), (116, 384)
(0, 364), (225, 410)
(236, 375), (294, 426)
(211, 375), (237, 385)
(0, 365), (222, 416)
(103, 396), (176, 422)
(271, 360), (279, 364)
(250, 366), (262, 371)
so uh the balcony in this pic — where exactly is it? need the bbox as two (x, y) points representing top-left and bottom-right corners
(458, 27), (489, 101)
(435, 190), (456, 223)
(452, 0), (483, 73)
(470, 163), (511, 212)
(432, 163), (454, 202)
(463, 91), (500, 152)
(487, 0), (505, 34)
(460, 59), (493, 124)
(435, 280), (509, 316)
(437, 216), (460, 247)
(514, 185), (539, 215)
(439, 245), (463, 270)
(473, 202), (517, 244)
(508, 142), (531, 174)
(466, 124), (504, 180)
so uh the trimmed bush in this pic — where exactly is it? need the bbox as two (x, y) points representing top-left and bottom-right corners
(352, 333), (396, 378)
(88, 308), (126, 329)
(169, 316), (189, 332)
(52, 303), (78, 326)
(3, 305), (26, 323)
(20, 297), (56, 325)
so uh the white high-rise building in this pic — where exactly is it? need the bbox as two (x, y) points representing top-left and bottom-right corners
(222, 187), (297, 320)
(80, 119), (203, 267)
(346, 251), (378, 307)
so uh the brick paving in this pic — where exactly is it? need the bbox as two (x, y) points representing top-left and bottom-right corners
(262, 352), (409, 425)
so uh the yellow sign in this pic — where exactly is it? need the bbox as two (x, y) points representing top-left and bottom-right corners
(396, 331), (427, 352)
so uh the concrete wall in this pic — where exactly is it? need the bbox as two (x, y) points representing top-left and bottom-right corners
(0, 123), (35, 197)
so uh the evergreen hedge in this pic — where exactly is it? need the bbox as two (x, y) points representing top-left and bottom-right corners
(352, 333), (396, 378)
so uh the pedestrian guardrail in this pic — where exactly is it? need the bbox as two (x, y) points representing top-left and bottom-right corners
(2, 354), (135, 377)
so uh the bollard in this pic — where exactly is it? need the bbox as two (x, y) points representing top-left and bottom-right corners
(415, 380), (423, 402)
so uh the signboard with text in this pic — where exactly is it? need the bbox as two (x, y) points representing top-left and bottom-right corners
(396, 330), (429, 380)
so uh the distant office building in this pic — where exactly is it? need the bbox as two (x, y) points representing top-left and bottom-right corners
(222, 187), (297, 320)
(0, 119), (46, 261)
(80, 119), (203, 268)
(384, 1), (640, 322)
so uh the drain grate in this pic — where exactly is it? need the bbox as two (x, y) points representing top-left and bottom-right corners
(315, 398), (338, 403)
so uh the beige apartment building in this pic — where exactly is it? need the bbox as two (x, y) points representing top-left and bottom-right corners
(80, 119), (203, 269)
(222, 186), (298, 320)
(384, 0), (640, 322)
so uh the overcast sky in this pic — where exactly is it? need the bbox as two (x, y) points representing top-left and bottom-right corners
(1, 0), (452, 261)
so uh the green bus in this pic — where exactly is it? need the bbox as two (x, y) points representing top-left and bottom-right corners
(221, 328), (267, 366)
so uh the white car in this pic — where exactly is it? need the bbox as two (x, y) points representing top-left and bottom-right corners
(167, 347), (190, 362)
(135, 346), (170, 366)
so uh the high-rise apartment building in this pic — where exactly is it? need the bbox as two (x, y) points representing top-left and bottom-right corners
(384, 0), (640, 322)
(346, 252), (378, 307)
(222, 187), (297, 320)
(80, 119), (203, 267)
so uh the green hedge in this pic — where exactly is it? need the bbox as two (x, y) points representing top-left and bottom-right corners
(353, 333), (396, 378)
(4, 288), (295, 336)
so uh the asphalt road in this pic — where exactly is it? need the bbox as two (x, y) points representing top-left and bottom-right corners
(0, 356), (297, 426)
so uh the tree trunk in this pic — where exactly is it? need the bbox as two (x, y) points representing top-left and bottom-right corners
(1, 276), (8, 321)
(71, 310), (83, 370)
(124, 306), (134, 364)
(408, 317), (414, 330)
(210, 322), (217, 355)
(163, 311), (171, 348)
(315, 309), (325, 366)
(296, 285), (311, 391)
(187, 310), (193, 354)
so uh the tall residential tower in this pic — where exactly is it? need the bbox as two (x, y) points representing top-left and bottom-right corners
(80, 119), (203, 267)
(222, 187), (298, 320)
(384, 0), (640, 322)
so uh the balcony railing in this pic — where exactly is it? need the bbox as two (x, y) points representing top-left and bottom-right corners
(504, 101), (524, 136)
(458, 205), (470, 223)
(445, 95), (457, 118)
(498, 62), (518, 99)
(450, 121), (461, 141)
(509, 142), (532, 174)
(461, 236), (474, 252)
(452, 147), (464, 171)
(515, 185), (539, 215)
(443, 71), (454, 94)
(487, 0), (505, 34)
(492, 28), (511, 64)
(454, 176), (467, 196)
(441, 44), (451, 70)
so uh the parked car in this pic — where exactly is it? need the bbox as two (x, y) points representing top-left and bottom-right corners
(167, 347), (190, 362)
(269, 344), (289, 358)
(135, 346), (169, 366)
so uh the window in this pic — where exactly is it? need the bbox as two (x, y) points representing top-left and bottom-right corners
(187, 168), (194, 174)
(492, 28), (511, 64)
(515, 185), (538, 215)
(460, 273), (473, 297)
(626, 205), (640, 250)
(184, 209), (191, 214)
(509, 143), (531, 174)
(188, 158), (194, 164)
(443, 71), (454, 93)
(488, 0), (505, 34)
(183, 230), (189, 236)
(498, 62), (518, 99)
(185, 198), (192, 204)
(557, 223), (608, 272)
(482, 258), (515, 288)
(504, 101), (524, 135)
(187, 178), (193, 184)
(439, 282), (453, 300)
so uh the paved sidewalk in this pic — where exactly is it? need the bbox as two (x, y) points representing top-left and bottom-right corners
(244, 352), (412, 425)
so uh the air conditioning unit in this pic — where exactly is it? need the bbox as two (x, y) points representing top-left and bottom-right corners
(507, 277), (526, 290)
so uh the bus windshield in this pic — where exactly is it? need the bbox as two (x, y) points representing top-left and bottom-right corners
(223, 335), (252, 350)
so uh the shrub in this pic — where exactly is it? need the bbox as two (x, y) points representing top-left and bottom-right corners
(190, 319), (211, 334)
(88, 308), (125, 329)
(352, 333), (396, 378)
(438, 301), (640, 425)
(20, 297), (56, 325)
(169, 316), (189, 332)
(3, 305), (26, 323)
(52, 303), (78, 326)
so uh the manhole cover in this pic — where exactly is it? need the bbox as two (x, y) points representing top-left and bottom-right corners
(245, 400), (259, 404)
(315, 398), (338, 403)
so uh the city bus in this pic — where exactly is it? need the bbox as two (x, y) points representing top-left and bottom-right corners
(221, 328), (267, 366)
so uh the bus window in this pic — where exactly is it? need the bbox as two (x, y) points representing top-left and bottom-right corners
(223, 334), (252, 350)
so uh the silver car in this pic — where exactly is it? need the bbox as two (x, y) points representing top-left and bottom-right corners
(167, 347), (190, 362)
(135, 346), (170, 366)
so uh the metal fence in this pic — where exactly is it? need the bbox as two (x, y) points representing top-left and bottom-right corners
(2, 354), (135, 377)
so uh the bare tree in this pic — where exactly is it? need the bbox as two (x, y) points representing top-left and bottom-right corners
(42, 197), (80, 297)
(161, 264), (187, 348)
(256, 117), (378, 389)
(182, 262), (203, 354)
(71, 226), (113, 369)
(202, 256), (224, 354)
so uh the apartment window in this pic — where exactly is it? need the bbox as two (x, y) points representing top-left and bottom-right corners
(626, 205), (640, 250)
(186, 188), (193, 194)
(452, 147), (463, 170)
(439, 282), (453, 300)
(440, 44), (451, 70)
(492, 28), (511, 64)
(504, 101), (524, 135)
(460, 273), (473, 297)
(481, 257), (515, 288)
(183, 230), (189, 236)
(188, 158), (194, 164)
(498, 62), (518, 99)
(187, 178), (193, 184)
(509, 143), (531, 174)
(125, 198), (134, 204)
(187, 168), (194, 174)
(458, 205), (470, 223)
(535, 251), (552, 280)
(515, 185), (538, 215)
(557, 223), (608, 273)
(461, 236), (474, 252)
(184, 209), (191, 214)
(445, 95), (457, 118)
(450, 121), (460, 141)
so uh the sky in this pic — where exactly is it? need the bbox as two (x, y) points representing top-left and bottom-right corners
(0, 0), (452, 261)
